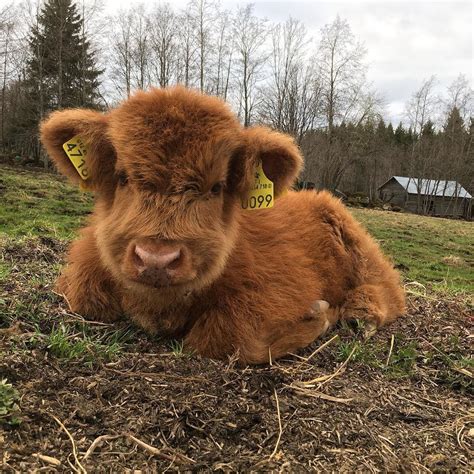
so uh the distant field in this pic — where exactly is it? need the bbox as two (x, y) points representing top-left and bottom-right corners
(352, 208), (473, 294)
(0, 164), (472, 471)
(1, 164), (472, 293)
(0, 164), (93, 239)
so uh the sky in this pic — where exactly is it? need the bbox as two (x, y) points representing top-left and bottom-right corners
(109, 0), (473, 125)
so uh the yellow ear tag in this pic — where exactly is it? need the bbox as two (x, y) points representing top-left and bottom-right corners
(62, 135), (90, 181)
(241, 162), (274, 210)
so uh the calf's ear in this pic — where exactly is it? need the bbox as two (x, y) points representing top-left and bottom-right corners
(229, 126), (303, 197)
(40, 109), (116, 191)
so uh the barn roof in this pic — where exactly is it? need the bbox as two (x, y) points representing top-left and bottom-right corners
(380, 176), (472, 199)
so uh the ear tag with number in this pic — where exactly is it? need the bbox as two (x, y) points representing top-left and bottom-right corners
(62, 135), (90, 181)
(241, 162), (274, 210)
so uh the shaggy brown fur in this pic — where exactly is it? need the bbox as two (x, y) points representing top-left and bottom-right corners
(40, 86), (405, 364)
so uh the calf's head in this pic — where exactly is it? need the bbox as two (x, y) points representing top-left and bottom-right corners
(40, 87), (303, 294)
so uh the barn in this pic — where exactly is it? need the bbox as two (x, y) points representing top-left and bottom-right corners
(378, 176), (472, 219)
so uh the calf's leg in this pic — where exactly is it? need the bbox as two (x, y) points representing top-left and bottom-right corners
(186, 300), (339, 364)
(243, 300), (340, 364)
(57, 228), (122, 323)
(339, 283), (405, 334)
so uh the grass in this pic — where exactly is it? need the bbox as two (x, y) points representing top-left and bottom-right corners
(169, 339), (186, 357)
(5, 318), (127, 367)
(334, 322), (472, 388)
(43, 324), (124, 364)
(335, 338), (418, 378)
(352, 208), (474, 293)
(0, 379), (21, 426)
(0, 164), (93, 239)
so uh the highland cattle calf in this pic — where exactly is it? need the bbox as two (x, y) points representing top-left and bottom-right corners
(40, 86), (405, 364)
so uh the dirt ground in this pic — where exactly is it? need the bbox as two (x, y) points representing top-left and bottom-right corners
(0, 237), (473, 472)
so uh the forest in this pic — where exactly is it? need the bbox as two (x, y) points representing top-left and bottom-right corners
(0, 0), (472, 200)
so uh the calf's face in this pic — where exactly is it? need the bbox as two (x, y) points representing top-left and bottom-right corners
(40, 87), (303, 294)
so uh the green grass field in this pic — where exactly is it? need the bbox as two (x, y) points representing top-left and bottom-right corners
(352, 208), (473, 294)
(0, 165), (93, 239)
(1, 164), (472, 293)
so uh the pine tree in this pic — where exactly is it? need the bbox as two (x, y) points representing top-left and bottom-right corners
(421, 119), (435, 137)
(443, 106), (465, 141)
(394, 122), (406, 145)
(16, 0), (102, 162)
(386, 122), (394, 141)
(28, 0), (102, 111)
(376, 118), (388, 143)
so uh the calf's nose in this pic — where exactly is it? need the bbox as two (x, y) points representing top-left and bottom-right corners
(134, 244), (181, 272)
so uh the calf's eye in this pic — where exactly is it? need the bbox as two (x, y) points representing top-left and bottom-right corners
(117, 172), (129, 186)
(210, 182), (225, 195)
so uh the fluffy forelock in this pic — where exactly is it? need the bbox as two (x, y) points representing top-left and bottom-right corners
(106, 86), (241, 192)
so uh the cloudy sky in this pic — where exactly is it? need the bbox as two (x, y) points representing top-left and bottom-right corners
(107, 0), (472, 125)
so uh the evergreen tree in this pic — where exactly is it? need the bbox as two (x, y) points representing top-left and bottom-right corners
(443, 106), (465, 140)
(386, 122), (394, 141)
(440, 106), (470, 183)
(376, 118), (392, 144)
(28, 0), (101, 110)
(17, 0), (102, 162)
(394, 122), (406, 145)
(421, 119), (435, 137)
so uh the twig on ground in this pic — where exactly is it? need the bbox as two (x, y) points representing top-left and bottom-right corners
(290, 386), (353, 404)
(302, 345), (357, 387)
(404, 282), (439, 301)
(386, 334), (395, 367)
(82, 435), (121, 460)
(81, 432), (195, 465)
(55, 290), (73, 313)
(269, 387), (283, 460)
(32, 453), (61, 466)
(455, 415), (474, 451)
(53, 291), (113, 326)
(104, 367), (207, 383)
(127, 435), (195, 465)
(302, 334), (339, 364)
(51, 414), (87, 474)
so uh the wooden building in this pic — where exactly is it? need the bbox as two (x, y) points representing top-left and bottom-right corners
(378, 176), (472, 219)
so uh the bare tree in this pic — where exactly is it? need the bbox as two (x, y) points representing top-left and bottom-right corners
(308, 16), (375, 189)
(233, 4), (268, 126)
(405, 76), (438, 138)
(259, 18), (321, 144)
(109, 9), (134, 98)
(77, 0), (107, 107)
(210, 7), (234, 99)
(131, 4), (150, 90)
(404, 77), (440, 212)
(0, 2), (19, 146)
(175, 9), (196, 87)
(188, 0), (216, 93)
(149, 3), (177, 88)
(444, 74), (473, 123)
(317, 16), (368, 138)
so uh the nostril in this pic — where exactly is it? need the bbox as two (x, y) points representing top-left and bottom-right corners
(163, 248), (181, 269)
(133, 246), (146, 271)
(166, 250), (182, 270)
(134, 244), (181, 272)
